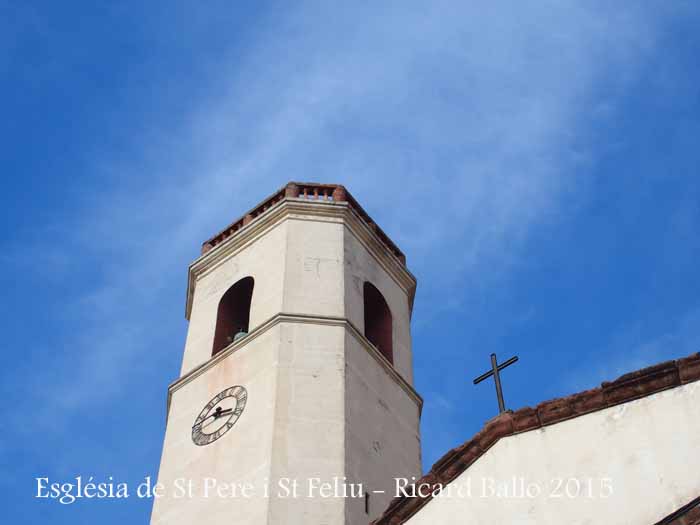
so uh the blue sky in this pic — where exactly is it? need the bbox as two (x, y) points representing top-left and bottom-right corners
(2, 1), (700, 522)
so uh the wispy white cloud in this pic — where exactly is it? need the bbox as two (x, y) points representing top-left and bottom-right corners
(5, 1), (693, 431)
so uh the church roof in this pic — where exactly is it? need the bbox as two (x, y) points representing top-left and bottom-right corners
(373, 352), (700, 525)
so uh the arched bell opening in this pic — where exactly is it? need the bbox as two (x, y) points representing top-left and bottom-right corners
(363, 281), (393, 364)
(212, 276), (254, 356)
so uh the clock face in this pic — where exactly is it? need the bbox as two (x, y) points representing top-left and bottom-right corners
(191, 386), (248, 446)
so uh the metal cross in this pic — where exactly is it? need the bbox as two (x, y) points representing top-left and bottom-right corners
(473, 353), (519, 414)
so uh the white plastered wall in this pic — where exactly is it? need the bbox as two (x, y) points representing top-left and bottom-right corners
(151, 326), (280, 525)
(282, 216), (345, 318)
(407, 381), (700, 525)
(344, 329), (422, 523)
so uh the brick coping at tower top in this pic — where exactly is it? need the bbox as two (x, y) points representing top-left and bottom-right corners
(201, 182), (407, 266)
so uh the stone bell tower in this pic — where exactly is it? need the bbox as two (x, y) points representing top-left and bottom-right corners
(150, 182), (422, 525)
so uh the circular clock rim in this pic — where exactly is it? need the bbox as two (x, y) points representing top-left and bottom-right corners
(191, 385), (247, 446)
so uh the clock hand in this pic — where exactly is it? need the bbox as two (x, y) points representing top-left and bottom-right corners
(213, 408), (233, 419)
(192, 407), (234, 429)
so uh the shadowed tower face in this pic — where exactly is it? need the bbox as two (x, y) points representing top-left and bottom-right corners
(150, 182), (422, 525)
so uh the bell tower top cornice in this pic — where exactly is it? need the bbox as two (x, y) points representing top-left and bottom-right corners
(201, 182), (407, 264)
(185, 182), (417, 320)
